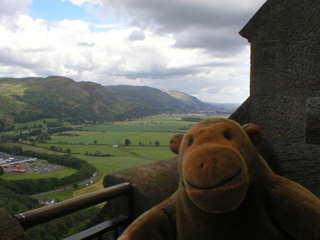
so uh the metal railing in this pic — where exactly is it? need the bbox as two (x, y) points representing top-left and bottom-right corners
(14, 182), (132, 239)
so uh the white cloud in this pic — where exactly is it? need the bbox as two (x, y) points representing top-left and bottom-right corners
(0, 0), (266, 103)
(65, 0), (101, 7)
(0, 0), (32, 17)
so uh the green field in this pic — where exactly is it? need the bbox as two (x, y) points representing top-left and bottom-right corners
(1, 143), (63, 155)
(1, 168), (77, 180)
(38, 143), (137, 157)
(48, 130), (181, 147)
(35, 189), (74, 201)
(80, 124), (189, 132)
(126, 146), (176, 160)
(48, 131), (140, 145)
(119, 132), (178, 146)
(1, 114), (227, 200)
(77, 155), (158, 174)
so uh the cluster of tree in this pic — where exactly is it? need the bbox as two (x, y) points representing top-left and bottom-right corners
(124, 138), (131, 146)
(125, 139), (161, 147)
(0, 186), (41, 215)
(50, 145), (71, 154)
(12, 111), (51, 123)
(47, 121), (63, 128)
(26, 207), (100, 240)
(36, 133), (52, 142)
(0, 126), (73, 144)
(1, 129), (45, 143)
(0, 184), (100, 240)
(0, 119), (15, 131)
(0, 145), (97, 195)
(84, 151), (112, 157)
(0, 166), (4, 175)
(181, 117), (204, 122)
(114, 106), (159, 121)
(0, 144), (99, 239)
(47, 126), (72, 135)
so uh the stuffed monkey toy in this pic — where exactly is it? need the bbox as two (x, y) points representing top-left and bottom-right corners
(118, 118), (320, 240)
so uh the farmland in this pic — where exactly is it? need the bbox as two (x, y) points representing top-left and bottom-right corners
(0, 114), (228, 200)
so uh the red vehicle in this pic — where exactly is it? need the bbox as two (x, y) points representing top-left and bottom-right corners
(12, 169), (26, 173)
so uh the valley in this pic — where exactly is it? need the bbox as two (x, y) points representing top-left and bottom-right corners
(0, 77), (233, 239)
(0, 114), (228, 199)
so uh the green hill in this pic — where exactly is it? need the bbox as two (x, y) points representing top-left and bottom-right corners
(162, 90), (211, 108)
(104, 85), (214, 118)
(0, 76), (127, 123)
(0, 76), (237, 125)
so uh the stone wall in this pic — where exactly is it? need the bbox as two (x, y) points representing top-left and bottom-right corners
(231, 0), (320, 197)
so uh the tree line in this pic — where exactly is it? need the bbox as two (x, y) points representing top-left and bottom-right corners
(0, 181), (100, 240)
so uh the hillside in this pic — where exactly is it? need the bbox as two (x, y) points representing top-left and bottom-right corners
(162, 90), (213, 109)
(0, 76), (237, 124)
(0, 76), (127, 123)
(104, 85), (214, 118)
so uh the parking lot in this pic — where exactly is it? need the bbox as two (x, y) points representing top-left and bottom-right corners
(3, 161), (66, 174)
(1, 153), (66, 174)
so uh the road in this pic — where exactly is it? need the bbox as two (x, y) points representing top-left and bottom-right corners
(32, 170), (100, 198)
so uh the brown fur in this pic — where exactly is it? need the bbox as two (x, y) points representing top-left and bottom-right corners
(118, 118), (320, 240)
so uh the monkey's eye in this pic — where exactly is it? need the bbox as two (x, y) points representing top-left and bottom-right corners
(223, 130), (232, 140)
(188, 138), (194, 146)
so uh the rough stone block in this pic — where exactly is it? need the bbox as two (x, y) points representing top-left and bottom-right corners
(230, 96), (305, 143)
(278, 39), (320, 96)
(250, 42), (278, 96)
(306, 97), (320, 144)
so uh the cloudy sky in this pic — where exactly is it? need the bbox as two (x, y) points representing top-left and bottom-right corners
(0, 0), (266, 103)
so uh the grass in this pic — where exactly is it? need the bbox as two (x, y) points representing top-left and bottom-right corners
(77, 155), (157, 174)
(113, 115), (193, 126)
(80, 124), (189, 132)
(73, 175), (105, 197)
(72, 175), (106, 207)
(119, 132), (179, 146)
(1, 143), (63, 155)
(48, 131), (140, 145)
(36, 143), (137, 157)
(0, 168), (77, 180)
(126, 146), (176, 160)
(35, 189), (74, 202)
(2, 114), (229, 201)
(0, 83), (28, 97)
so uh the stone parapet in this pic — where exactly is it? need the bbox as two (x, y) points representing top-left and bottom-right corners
(0, 208), (30, 240)
(88, 157), (179, 239)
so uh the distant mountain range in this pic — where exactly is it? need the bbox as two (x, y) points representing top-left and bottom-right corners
(0, 76), (240, 123)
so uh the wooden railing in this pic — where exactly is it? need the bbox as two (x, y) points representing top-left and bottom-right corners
(14, 182), (132, 239)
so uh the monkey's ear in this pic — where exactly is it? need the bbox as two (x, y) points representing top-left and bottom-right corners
(242, 123), (262, 146)
(170, 134), (184, 154)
